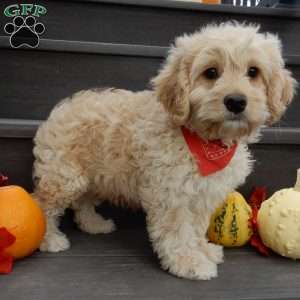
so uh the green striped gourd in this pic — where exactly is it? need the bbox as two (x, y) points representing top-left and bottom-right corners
(208, 192), (253, 247)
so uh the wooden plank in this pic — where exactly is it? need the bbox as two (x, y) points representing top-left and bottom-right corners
(260, 127), (300, 145)
(0, 37), (299, 65)
(1, 1), (300, 52)
(0, 37), (168, 58)
(2, 119), (300, 145)
(0, 138), (34, 189)
(0, 119), (41, 138)
(50, 209), (152, 258)
(1, 226), (300, 300)
(1, 136), (300, 193)
(0, 49), (162, 120)
(242, 144), (300, 195)
(0, 48), (300, 127)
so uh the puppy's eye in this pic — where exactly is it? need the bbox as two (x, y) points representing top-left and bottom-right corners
(248, 67), (259, 79)
(203, 68), (219, 80)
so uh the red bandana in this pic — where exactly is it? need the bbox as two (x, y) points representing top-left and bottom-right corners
(181, 127), (237, 176)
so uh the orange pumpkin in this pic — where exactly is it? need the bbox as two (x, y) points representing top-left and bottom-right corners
(0, 186), (46, 259)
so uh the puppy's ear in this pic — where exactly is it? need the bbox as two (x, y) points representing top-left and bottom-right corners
(151, 38), (191, 125)
(264, 35), (297, 124)
(267, 68), (297, 124)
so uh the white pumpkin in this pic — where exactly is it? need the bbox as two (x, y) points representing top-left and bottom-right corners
(258, 169), (300, 259)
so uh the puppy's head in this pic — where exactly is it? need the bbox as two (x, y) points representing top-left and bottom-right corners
(152, 23), (297, 142)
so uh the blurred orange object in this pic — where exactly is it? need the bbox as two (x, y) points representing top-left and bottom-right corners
(201, 0), (221, 4)
(0, 186), (46, 259)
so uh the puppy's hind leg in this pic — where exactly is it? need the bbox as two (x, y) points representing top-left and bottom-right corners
(33, 165), (89, 252)
(39, 209), (70, 253)
(73, 200), (116, 234)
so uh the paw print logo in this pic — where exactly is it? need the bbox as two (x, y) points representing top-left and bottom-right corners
(4, 16), (45, 48)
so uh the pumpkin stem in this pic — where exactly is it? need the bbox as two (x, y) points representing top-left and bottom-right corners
(294, 169), (300, 192)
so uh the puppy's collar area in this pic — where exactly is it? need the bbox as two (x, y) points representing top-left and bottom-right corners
(181, 126), (238, 176)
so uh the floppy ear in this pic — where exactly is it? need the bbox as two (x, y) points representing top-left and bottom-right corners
(263, 34), (297, 124)
(151, 40), (191, 125)
(266, 67), (297, 124)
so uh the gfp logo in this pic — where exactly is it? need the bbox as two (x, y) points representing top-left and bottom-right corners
(3, 4), (47, 48)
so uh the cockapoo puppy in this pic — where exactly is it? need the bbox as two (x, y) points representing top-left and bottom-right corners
(33, 23), (296, 280)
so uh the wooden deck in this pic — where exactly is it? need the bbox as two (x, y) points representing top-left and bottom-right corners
(1, 208), (300, 300)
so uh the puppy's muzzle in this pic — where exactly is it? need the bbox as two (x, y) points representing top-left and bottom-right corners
(224, 94), (247, 114)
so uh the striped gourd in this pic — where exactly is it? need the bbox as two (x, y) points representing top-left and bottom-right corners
(208, 192), (253, 247)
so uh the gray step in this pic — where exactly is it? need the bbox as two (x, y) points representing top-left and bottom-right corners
(1, 0), (300, 51)
(1, 47), (300, 126)
(1, 0), (300, 126)
(1, 119), (300, 194)
(1, 223), (300, 300)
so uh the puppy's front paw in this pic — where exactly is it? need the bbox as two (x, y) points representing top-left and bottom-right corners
(162, 251), (218, 280)
(39, 232), (70, 252)
(204, 243), (224, 264)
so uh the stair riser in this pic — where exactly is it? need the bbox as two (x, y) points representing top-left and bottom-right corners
(1, 137), (300, 194)
(1, 0), (300, 52)
(1, 48), (300, 126)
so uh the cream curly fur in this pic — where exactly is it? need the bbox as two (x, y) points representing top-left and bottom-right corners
(33, 23), (296, 280)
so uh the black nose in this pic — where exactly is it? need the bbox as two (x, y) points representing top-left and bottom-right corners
(224, 94), (247, 114)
